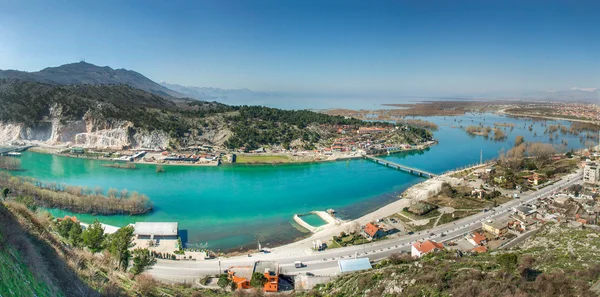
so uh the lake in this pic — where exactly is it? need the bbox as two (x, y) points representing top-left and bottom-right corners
(11, 113), (588, 251)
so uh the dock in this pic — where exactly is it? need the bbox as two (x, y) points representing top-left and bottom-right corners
(0, 146), (33, 156)
(364, 155), (436, 178)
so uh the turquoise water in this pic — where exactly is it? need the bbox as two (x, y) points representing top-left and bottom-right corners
(300, 214), (327, 227)
(11, 113), (588, 251)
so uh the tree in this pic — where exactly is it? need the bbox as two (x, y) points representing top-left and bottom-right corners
(1, 187), (10, 200)
(82, 220), (105, 252)
(514, 135), (524, 147)
(497, 253), (519, 272)
(68, 222), (83, 247)
(250, 272), (267, 288)
(105, 225), (135, 271)
(130, 248), (157, 275)
(57, 218), (76, 238)
(217, 274), (232, 289)
(527, 143), (556, 168)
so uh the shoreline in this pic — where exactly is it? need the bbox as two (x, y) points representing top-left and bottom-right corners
(24, 142), (436, 168)
(499, 110), (600, 125)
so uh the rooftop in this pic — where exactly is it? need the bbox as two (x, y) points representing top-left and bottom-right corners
(412, 240), (444, 254)
(133, 222), (178, 236)
(253, 261), (279, 276)
(229, 266), (253, 280)
(364, 223), (382, 237)
(338, 258), (372, 273)
(483, 216), (513, 229)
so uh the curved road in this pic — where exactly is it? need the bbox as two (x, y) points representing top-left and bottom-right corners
(149, 171), (582, 282)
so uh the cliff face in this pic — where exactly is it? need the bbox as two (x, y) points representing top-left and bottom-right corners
(0, 109), (171, 149)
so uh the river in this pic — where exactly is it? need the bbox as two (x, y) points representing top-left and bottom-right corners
(10, 113), (589, 251)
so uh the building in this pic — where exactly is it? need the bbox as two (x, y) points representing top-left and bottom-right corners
(472, 246), (488, 253)
(133, 222), (178, 240)
(228, 261), (279, 292)
(70, 147), (85, 154)
(363, 223), (385, 239)
(584, 163), (599, 185)
(338, 258), (372, 273)
(515, 206), (537, 220)
(57, 215), (79, 223)
(466, 232), (487, 247)
(526, 173), (544, 186)
(482, 217), (512, 236)
(411, 240), (444, 258)
(357, 127), (387, 134)
(228, 266), (253, 290)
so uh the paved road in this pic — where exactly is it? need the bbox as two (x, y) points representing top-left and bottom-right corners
(149, 171), (582, 282)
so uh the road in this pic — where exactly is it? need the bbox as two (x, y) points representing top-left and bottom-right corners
(149, 170), (582, 282)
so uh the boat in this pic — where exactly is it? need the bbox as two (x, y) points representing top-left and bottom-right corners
(6, 152), (22, 157)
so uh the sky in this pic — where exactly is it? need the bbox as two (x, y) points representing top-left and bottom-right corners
(0, 0), (599, 97)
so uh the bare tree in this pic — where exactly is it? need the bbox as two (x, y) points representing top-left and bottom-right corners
(527, 143), (556, 168)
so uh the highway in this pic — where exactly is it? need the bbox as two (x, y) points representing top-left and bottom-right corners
(148, 170), (582, 282)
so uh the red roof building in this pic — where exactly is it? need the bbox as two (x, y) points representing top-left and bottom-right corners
(411, 240), (444, 258)
(363, 223), (385, 239)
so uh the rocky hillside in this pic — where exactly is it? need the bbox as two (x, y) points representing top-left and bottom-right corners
(0, 62), (183, 98)
(0, 79), (370, 150)
(302, 224), (600, 297)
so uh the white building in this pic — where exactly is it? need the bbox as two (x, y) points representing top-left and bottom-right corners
(133, 222), (179, 240)
(583, 163), (599, 185)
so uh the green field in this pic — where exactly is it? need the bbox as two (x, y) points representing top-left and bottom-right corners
(235, 154), (291, 164)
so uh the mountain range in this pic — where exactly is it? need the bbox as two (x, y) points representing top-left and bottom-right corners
(0, 62), (184, 98)
(159, 81), (257, 101)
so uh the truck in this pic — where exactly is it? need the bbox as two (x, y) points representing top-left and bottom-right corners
(295, 261), (303, 268)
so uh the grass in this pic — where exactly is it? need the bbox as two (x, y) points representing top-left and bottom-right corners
(235, 154), (291, 164)
(0, 246), (61, 297)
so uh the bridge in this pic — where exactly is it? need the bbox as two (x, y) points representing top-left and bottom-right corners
(364, 155), (437, 178)
(0, 146), (33, 156)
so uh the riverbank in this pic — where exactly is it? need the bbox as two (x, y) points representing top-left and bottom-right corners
(251, 162), (490, 256)
(500, 110), (600, 125)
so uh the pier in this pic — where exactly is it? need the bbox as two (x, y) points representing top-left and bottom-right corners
(0, 146), (33, 156)
(364, 155), (436, 178)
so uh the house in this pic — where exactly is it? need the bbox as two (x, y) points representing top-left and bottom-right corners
(526, 173), (544, 186)
(471, 188), (486, 200)
(254, 261), (279, 292)
(228, 261), (279, 292)
(228, 266), (253, 290)
(411, 240), (444, 258)
(472, 246), (488, 253)
(57, 215), (79, 223)
(482, 217), (512, 236)
(338, 258), (372, 274)
(133, 222), (178, 240)
(363, 223), (385, 239)
(466, 232), (487, 246)
(494, 176), (506, 184)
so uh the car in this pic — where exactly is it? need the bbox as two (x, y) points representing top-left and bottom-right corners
(429, 233), (435, 236)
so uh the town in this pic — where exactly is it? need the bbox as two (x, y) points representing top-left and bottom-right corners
(50, 123), (435, 166)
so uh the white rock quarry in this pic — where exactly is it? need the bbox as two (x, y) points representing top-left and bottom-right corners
(0, 114), (170, 149)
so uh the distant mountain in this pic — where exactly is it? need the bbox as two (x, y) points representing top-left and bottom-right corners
(522, 87), (599, 102)
(0, 61), (184, 98)
(160, 81), (256, 101)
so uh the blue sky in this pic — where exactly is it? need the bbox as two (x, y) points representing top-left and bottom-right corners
(0, 0), (598, 96)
